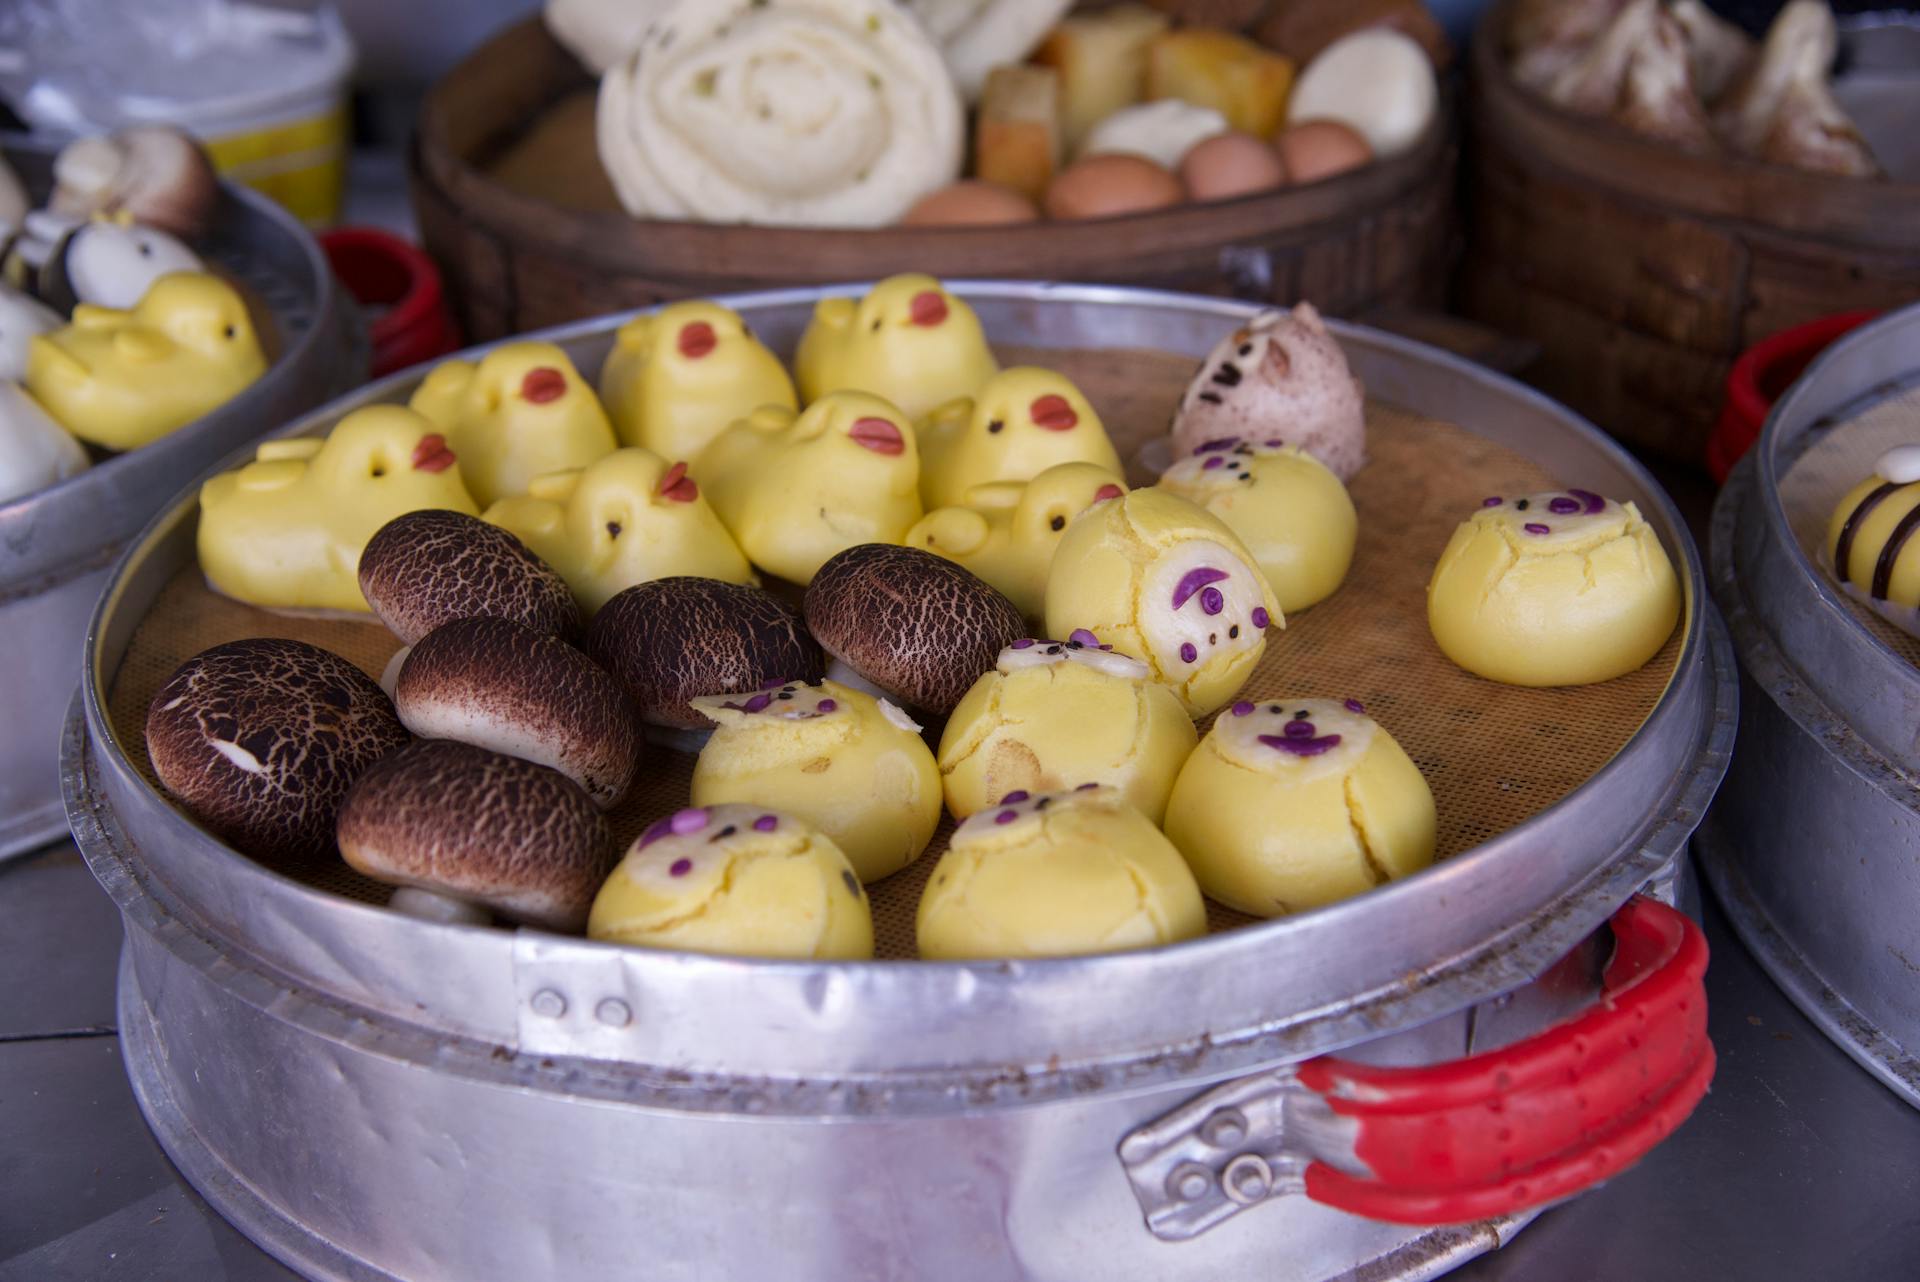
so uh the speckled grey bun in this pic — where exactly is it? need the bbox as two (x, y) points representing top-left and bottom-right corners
(335, 739), (612, 931)
(587, 577), (825, 731)
(359, 510), (581, 646)
(803, 543), (1025, 716)
(145, 638), (410, 862)
(394, 616), (640, 809)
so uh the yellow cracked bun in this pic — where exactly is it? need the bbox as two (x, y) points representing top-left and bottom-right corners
(916, 366), (1124, 509)
(1044, 487), (1282, 715)
(688, 680), (940, 883)
(588, 804), (873, 960)
(916, 784), (1206, 960)
(1164, 697), (1435, 915)
(1426, 489), (1681, 687)
(937, 631), (1196, 824)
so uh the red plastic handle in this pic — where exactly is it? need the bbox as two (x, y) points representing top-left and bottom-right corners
(1296, 895), (1713, 1225)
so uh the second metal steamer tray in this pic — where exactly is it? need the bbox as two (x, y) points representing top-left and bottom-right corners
(65, 284), (1734, 1282)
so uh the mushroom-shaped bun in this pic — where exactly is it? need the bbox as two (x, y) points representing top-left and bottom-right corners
(146, 639), (410, 862)
(393, 616), (639, 809)
(689, 680), (942, 883)
(1168, 304), (1367, 481)
(588, 805), (874, 960)
(337, 739), (612, 931)
(938, 632), (1197, 824)
(49, 126), (220, 239)
(587, 577), (824, 731)
(359, 510), (581, 646)
(805, 543), (1025, 717)
(916, 785), (1206, 960)
(1164, 698), (1435, 915)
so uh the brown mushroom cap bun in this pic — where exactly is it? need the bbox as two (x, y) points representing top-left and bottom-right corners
(587, 577), (825, 733)
(393, 616), (641, 809)
(803, 543), (1026, 717)
(336, 739), (612, 932)
(359, 509), (581, 646)
(145, 638), (410, 862)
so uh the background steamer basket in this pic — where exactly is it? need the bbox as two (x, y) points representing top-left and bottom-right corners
(0, 138), (360, 863)
(1701, 302), (1920, 1110)
(408, 17), (1457, 342)
(65, 284), (1731, 1282)
(1459, 0), (1920, 466)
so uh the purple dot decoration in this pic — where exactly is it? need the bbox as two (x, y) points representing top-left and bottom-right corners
(753, 814), (778, 832)
(1076, 781), (1100, 791)
(816, 698), (837, 712)
(1258, 733), (1343, 757)
(1264, 438), (1284, 449)
(670, 808), (708, 835)
(1568, 488), (1606, 514)
(994, 809), (1019, 825)
(1231, 701), (1255, 717)
(1524, 522), (1551, 536)
(1344, 698), (1365, 714)
(1172, 566), (1230, 610)
(1196, 438), (1237, 454)
(1179, 642), (1198, 664)
(1203, 456), (1225, 470)
(1012, 638), (1035, 650)
(1068, 628), (1100, 646)
(1482, 496), (1503, 508)
(1199, 586), (1224, 616)
(1000, 790), (1031, 804)
(669, 858), (693, 877)
(1251, 607), (1271, 630)
(1548, 496), (1580, 515)
(637, 817), (675, 849)
(760, 677), (789, 690)
(1283, 719), (1315, 739)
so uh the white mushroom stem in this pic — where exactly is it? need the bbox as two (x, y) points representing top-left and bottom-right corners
(379, 646), (411, 701)
(825, 658), (891, 703)
(387, 886), (491, 926)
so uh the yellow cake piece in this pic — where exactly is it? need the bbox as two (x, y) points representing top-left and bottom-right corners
(408, 341), (618, 508)
(1145, 28), (1297, 138)
(26, 272), (265, 451)
(793, 274), (998, 420)
(905, 461), (1125, 618)
(1158, 440), (1356, 612)
(937, 632), (1197, 824)
(197, 406), (479, 613)
(689, 680), (941, 884)
(1825, 446), (1920, 638)
(916, 366), (1125, 509)
(482, 447), (752, 615)
(1164, 697), (1435, 916)
(587, 804), (873, 960)
(597, 300), (797, 466)
(1427, 489), (1681, 687)
(1044, 487), (1282, 715)
(916, 783), (1205, 960)
(699, 392), (923, 585)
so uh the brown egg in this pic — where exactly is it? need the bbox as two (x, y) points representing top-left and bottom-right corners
(1274, 120), (1375, 185)
(1043, 154), (1186, 221)
(1179, 132), (1288, 202)
(902, 180), (1041, 227)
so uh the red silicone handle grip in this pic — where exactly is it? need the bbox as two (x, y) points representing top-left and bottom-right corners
(1296, 895), (1713, 1225)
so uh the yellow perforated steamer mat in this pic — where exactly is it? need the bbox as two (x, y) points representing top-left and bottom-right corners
(1777, 385), (1920, 667)
(106, 345), (1683, 959)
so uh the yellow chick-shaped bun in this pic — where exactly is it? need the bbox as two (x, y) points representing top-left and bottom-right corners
(198, 406), (479, 613)
(699, 392), (923, 585)
(938, 631), (1197, 824)
(408, 342), (617, 507)
(26, 271), (265, 451)
(1045, 487), (1282, 716)
(588, 805), (873, 960)
(793, 274), (998, 420)
(1826, 445), (1920, 639)
(1164, 697), (1435, 916)
(598, 300), (797, 466)
(916, 785), (1206, 960)
(906, 462), (1126, 619)
(917, 367), (1125, 509)
(1158, 440), (1357, 613)
(689, 680), (941, 883)
(481, 447), (753, 615)
(1427, 489), (1681, 687)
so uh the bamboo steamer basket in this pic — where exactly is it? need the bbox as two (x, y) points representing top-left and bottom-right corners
(63, 283), (1731, 1280)
(408, 17), (1457, 341)
(1459, 0), (1920, 464)
(1700, 301), (1920, 1108)
(0, 137), (360, 862)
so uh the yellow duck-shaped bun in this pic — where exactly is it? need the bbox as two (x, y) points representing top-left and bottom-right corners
(198, 405), (479, 614)
(793, 274), (998, 421)
(482, 447), (754, 615)
(26, 271), (266, 451)
(408, 342), (617, 507)
(917, 367), (1125, 509)
(906, 461), (1126, 619)
(597, 300), (797, 466)
(700, 392), (923, 585)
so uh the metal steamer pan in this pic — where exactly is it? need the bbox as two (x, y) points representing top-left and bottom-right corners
(1702, 302), (1920, 1107)
(66, 285), (1733, 1282)
(0, 139), (358, 860)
